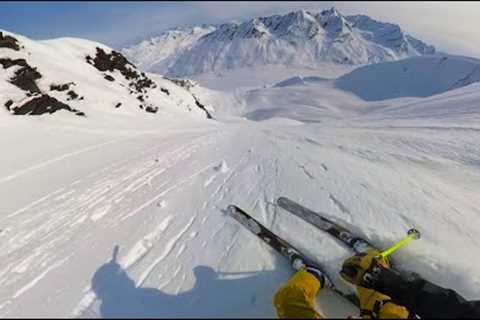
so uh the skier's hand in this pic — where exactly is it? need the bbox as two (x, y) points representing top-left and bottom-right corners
(339, 249), (389, 287)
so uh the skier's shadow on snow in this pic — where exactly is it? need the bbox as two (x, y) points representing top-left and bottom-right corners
(91, 245), (288, 318)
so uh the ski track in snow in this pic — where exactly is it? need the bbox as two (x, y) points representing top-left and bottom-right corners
(12, 256), (71, 299)
(121, 215), (174, 269)
(6, 187), (67, 219)
(120, 164), (213, 221)
(0, 129), (225, 316)
(2, 82), (480, 317)
(137, 215), (197, 287)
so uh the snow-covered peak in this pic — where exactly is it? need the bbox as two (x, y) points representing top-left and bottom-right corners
(282, 9), (317, 26)
(405, 34), (436, 55)
(321, 7), (341, 17)
(317, 7), (352, 37)
(346, 14), (434, 55)
(122, 25), (215, 74)
(201, 9), (322, 42)
(271, 10), (320, 38)
(123, 7), (436, 77)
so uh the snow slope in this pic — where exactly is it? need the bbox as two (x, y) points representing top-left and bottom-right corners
(122, 8), (435, 77)
(0, 29), (211, 119)
(336, 54), (480, 101)
(2, 64), (480, 318)
(190, 63), (354, 92)
(361, 82), (480, 126)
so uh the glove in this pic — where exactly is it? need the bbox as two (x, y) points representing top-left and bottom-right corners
(339, 249), (390, 287)
(290, 253), (332, 288)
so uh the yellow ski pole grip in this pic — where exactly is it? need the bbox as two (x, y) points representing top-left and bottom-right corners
(377, 228), (421, 260)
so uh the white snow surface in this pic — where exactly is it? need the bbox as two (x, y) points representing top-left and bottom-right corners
(336, 54), (480, 101)
(190, 64), (354, 92)
(2, 32), (480, 318)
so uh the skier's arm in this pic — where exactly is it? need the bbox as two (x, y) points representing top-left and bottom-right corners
(340, 251), (480, 318)
(366, 265), (480, 318)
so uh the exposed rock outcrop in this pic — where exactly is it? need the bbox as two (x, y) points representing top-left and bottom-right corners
(9, 95), (85, 116)
(0, 32), (20, 51)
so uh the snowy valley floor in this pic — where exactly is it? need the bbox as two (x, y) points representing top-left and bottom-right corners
(1, 82), (480, 317)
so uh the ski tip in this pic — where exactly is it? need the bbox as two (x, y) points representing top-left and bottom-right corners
(276, 196), (288, 204)
(226, 204), (238, 215)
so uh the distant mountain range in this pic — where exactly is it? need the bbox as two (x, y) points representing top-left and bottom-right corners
(122, 7), (435, 77)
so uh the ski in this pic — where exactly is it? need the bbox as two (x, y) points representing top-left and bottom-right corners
(228, 204), (359, 307)
(277, 197), (375, 254)
(228, 204), (312, 265)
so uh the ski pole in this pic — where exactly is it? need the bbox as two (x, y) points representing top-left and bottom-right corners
(376, 228), (421, 260)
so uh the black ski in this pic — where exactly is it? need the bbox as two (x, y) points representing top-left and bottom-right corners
(229, 204), (311, 265)
(277, 197), (375, 254)
(228, 204), (359, 307)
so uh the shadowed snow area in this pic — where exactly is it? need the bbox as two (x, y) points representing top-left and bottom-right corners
(2, 29), (480, 318)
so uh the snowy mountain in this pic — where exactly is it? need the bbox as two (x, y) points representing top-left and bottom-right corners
(346, 14), (434, 56)
(0, 30), (212, 119)
(122, 8), (435, 77)
(4, 9), (480, 318)
(335, 54), (480, 101)
(121, 25), (216, 75)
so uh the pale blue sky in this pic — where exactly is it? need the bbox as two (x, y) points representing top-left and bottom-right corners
(1, 1), (479, 58)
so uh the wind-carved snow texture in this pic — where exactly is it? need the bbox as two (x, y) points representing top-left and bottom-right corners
(123, 7), (435, 77)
